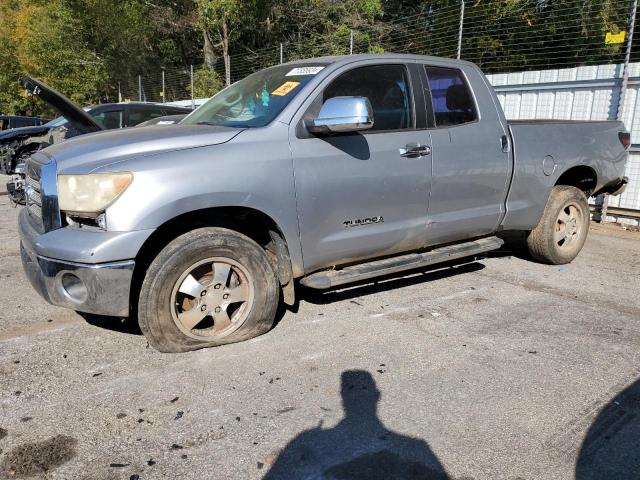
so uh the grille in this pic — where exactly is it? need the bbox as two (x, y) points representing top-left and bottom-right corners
(24, 154), (61, 233)
(25, 159), (44, 230)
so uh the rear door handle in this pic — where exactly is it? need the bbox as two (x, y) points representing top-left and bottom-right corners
(399, 143), (431, 158)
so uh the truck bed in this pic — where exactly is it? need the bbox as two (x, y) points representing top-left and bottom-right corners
(502, 119), (627, 230)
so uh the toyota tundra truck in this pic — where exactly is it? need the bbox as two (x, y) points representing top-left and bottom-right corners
(18, 54), (629, 352)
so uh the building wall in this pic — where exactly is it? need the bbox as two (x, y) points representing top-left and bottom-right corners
(486, 63), (640, 216)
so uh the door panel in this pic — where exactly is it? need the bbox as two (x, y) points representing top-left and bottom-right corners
(290, 63), (431, 273)
(423, 65), (511, 245)
(291, 130), (431, 272)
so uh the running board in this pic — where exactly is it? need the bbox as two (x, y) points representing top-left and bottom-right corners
(300, 236), (504, 290)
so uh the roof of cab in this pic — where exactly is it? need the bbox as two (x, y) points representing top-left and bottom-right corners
(283, 53), (478, 69)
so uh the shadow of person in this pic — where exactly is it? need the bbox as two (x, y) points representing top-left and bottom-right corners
(263, 370), (451, 479)
(575, 377), (640, 480)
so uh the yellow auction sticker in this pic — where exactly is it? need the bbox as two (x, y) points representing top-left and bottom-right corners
(272, 81), (300, 96)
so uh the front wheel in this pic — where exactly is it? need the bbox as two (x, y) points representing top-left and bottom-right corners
(526, 185), (590, 265)
(138, 228), (279, 352)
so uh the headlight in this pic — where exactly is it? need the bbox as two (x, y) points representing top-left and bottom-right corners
(58, 172), (133, 217)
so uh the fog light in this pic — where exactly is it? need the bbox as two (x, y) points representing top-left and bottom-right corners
(60, 273), (88, 303)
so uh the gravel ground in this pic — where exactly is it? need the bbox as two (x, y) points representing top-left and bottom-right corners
(0, 180), (639, 480)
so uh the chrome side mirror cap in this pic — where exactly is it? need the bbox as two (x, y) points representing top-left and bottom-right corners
(306, 96), (374, 134)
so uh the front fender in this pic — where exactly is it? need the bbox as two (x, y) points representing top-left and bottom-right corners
(115, 190), (303, 276)
(103, 124), (303, 276)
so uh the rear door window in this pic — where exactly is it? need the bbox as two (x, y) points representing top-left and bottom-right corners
(424, 66), (477, 127)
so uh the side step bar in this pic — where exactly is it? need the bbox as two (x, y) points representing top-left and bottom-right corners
(300, 236), (504, 290)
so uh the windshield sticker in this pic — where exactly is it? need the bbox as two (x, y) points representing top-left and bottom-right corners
(286, 66), (324, 76)
(271, 81), (300, 96)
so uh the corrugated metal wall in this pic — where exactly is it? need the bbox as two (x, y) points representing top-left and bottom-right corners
(486, 63), (640, 219)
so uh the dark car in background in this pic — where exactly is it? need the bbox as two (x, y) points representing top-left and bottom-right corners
(88, 102), (192, 129)
(1, 76), (191, 203)
(0, 115), (50, 131)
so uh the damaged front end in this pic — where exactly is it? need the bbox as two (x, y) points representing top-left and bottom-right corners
(2, 128), (65, 205)
(1, 141), (25, 204)
(7, 163), (26, 204)
(3, 76), (105, 204)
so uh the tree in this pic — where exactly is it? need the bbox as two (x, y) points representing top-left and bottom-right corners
(190, 66), (224, 97)
(0, 0), (23, 114)
(197, 0), (246, 85)
(14, 0), (107, 105)
(0, 0), (634, 115)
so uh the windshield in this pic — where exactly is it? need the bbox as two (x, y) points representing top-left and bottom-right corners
(45, 116), (67, 127)
(182, 64), (326, 128)
(44, 107), (92, 128)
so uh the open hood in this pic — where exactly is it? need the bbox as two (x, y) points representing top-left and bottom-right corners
(20, 76), (103, 135)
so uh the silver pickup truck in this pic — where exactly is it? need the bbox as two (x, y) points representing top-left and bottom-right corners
(19, 54), (629, 352)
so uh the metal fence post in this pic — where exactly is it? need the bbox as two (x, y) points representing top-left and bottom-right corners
(138, 75), (142, 102)
(280, 43), (283, 64)
(162, 68), (166, 103)
(162, 68), (167, 103)
(226, 57), (231, 86)
(617, 0), (637, 122)
(599, 0), (637, 223)
(350, 30), (353, 55)
(190, 65), (195, 110)
(457, 0), (465, 59)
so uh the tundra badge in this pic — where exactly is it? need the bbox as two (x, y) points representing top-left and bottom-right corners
(343, 216), (384, 228)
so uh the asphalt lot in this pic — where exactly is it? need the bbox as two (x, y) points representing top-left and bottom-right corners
(1, 181), (639, 480)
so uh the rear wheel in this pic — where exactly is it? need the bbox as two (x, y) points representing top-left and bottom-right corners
(526, 185), (590, 264)
(138, 227), (279, 352)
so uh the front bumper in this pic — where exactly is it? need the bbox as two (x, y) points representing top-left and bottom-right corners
(18, 208), (146, 317)
(20, 240), (134, 317)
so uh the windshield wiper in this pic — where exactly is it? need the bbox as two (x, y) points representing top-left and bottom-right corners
(196, 120), (254, 128)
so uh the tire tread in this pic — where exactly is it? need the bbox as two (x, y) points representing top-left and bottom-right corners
(526, 185), (590, 265)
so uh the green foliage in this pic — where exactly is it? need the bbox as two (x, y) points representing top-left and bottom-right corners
(197, 0), (244, 32)
(190, 67), (224, 97)
(0, 1), (23, 114)
(14, 0), (108, 108)
(0, 0), (634, 114)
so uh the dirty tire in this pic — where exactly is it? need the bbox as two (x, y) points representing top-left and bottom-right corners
(526, 185), (590, 265)
(138, 228), (279, 353)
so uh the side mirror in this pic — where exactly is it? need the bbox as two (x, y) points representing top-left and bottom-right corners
(306, 96), (374, 134)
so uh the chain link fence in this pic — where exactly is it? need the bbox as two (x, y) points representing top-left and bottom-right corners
(117, 0), (637, 104)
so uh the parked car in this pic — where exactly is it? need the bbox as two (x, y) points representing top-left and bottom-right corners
(19, 54), (629, 352)
(2, 76), (191, 203)
(0, 115), (50, 131)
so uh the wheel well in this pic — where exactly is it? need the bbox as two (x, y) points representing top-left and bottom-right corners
(555, 166), (597, 195)
(130, 207), (293, 316)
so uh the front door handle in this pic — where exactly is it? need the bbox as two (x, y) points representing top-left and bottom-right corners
(501, 134), (510, 153)
(399, 143), (431, 158)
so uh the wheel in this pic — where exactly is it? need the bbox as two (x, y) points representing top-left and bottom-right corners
(526, 185), (590, 265)
(138, 227), (279, 352)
